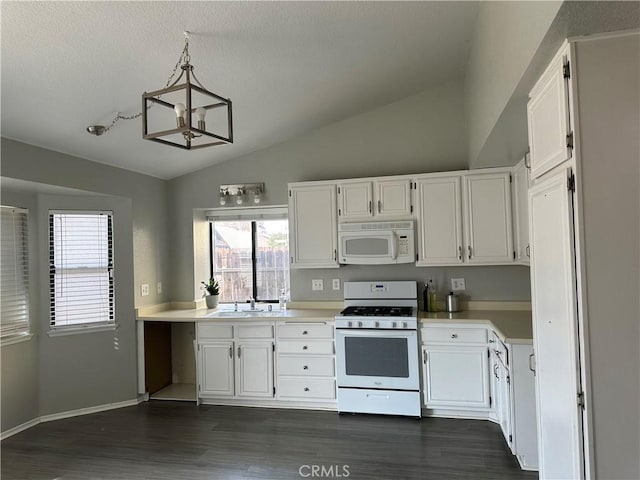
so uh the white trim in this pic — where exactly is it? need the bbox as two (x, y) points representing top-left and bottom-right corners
(1, 333), (34, 347)
(199, 397), (336, 411)
(0, 397), (142, 440)
(48, 323), (117, 337)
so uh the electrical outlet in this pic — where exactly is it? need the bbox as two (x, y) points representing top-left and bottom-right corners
(157, 282), (162, 294)
(312, 279), (324, 291)
(141, 284), (150, 296)
(451, 278), (466, 291)
(332, 279), (341, 290)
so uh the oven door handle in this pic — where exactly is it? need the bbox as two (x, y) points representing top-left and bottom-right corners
(336, 329), (416, 339)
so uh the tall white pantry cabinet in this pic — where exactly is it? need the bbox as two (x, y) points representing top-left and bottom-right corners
(527, 31), (639, 480)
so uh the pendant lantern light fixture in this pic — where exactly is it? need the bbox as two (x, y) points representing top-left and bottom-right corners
(142, 32), (233, 150)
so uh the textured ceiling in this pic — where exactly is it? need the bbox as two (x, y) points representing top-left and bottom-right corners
(1, 1), (478, 179)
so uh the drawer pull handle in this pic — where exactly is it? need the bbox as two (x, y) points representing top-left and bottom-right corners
(302, 345), (308, 350)
(304, 387), (310, 392)
(451, 334), (458, 339)
(302, 331), (308, 335)
(228, 347), (233, 358)
(303, 365), (309, 370)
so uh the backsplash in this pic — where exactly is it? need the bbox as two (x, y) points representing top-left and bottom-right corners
(290, 264), (531, 304)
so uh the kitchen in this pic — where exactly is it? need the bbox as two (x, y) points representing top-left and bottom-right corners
(1, 2), (639, 479)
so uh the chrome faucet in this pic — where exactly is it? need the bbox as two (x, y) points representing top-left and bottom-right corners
(250, 297), (255, 310)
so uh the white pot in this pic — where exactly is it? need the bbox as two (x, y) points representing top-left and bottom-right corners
(205, 295), (219, 309)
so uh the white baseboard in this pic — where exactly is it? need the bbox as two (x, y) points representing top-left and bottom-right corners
(1, 397), (142, 441)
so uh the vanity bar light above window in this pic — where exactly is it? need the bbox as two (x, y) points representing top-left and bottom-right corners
(219, 183), (264, 206)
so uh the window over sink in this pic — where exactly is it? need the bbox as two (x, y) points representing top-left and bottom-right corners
(207, 207), (289, 303)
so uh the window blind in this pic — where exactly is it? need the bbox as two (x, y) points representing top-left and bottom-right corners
(49, 211), (114, 328)
(0, 206), (30, 338)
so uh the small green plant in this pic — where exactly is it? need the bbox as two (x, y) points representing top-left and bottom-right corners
(201, 278), (220, 296)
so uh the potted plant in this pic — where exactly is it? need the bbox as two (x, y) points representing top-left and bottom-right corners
(201, 278), (220, 309)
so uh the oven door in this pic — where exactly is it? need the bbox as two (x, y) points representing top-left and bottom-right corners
(335, 328), (419, 391)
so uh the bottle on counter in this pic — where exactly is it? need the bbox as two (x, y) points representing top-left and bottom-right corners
(428, 279), (437, 312)
(279, 289), (287, 310)
(423, 281), (430, 312)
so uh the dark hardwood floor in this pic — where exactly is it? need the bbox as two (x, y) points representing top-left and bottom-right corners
(1, 402), (537, 479)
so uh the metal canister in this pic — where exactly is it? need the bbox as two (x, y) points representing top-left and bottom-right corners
(446, 292), (460, 312)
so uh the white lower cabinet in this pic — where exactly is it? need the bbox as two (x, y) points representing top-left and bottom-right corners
(197, 323), (275, 400)
(421, 325), (490, 410)
(276, 321), (336, 403)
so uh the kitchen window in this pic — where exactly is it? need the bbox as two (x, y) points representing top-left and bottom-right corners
(49, 211), (115, 332)
(0, 206), (30, 341)
(207, 207), (289, 303)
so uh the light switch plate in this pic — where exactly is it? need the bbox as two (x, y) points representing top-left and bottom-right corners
(451, 278), (466, 291)
(141, 284), (150, 296)
(312, 279), (324, 291)
(332, 279), (341, 290)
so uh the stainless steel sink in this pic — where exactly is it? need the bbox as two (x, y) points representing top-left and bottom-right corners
(204, 309), (282, 318)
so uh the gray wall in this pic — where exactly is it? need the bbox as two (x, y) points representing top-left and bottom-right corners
(36, 194), (137, 417)
(0, 191), (40, 432)
(465, 1), (562, 165)
(574, 33), (639, 480)
(168, 79), (531, 303)
(1, 138), (170, 307)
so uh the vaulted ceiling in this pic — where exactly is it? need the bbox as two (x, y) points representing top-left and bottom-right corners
(1, 1), (479, 179)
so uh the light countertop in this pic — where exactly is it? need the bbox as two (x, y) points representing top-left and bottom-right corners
(136, 303), (532, 344)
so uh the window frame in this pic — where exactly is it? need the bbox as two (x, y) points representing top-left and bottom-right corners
(0, 205), (30, 342)
(206, 206), (289, 304)
(48, 210), (115, 333)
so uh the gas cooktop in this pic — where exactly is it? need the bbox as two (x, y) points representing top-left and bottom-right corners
(338, 306), (414, 317)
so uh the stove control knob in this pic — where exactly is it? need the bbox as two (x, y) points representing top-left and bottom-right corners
(402, 322), (408, 328)
(374, 321), (380, 328)
(357, 321), (363, 328)
(347, 321), (353, 328)
(392, 321), (397, 328)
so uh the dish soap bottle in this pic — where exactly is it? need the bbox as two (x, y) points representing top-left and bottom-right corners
(279, 289), (287, 310)
(428, 279), (437, 312)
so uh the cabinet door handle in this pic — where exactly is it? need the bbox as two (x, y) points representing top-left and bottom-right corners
(237, 346), (241, 358)
(468, 245), (472, 259)
(377, 200), (382, 213)
(369, 200), (372, 214)
(529, 353), (536, 375)
(451, 333), (458, 339)
(302, 330), (308, 335)
(229, 346), (233, 358)
(334, 249), (337, 261)
(526, 245), (531, 257)
(494, 364), (499, 380)
(303, 365), (309, 370)
(302, 345), (308, 350)
(304, 387), (310, 392)
(458, 246), (462, 260)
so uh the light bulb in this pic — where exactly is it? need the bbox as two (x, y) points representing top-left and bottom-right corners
(174, 103), (186, 128)
(253, 189), (262, 204)
(219, 195), (226, 206)
(196, 107), (206, 130)
(236, 190), (244, 205)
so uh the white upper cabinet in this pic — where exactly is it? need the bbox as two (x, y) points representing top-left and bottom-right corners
(527, 45), (573, 180)
(463, 172), (514, 264)
(375, 179), (412, 218)
(415, 175), (464, 266)
(512, 159), (531, 265)
(289, 183), (339, 268)
(415, 170), (514, 266)
(337, 178), (412, 222)
(337, 181), (373, 219)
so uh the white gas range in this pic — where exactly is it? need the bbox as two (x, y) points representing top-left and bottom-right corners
(335, 281), (421, 418)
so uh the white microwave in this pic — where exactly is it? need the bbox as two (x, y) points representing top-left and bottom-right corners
(338, 221), (415, 265)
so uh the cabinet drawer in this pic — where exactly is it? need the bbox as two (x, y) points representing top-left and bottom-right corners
(237, 324), (274, 339)
(278, 324), (333, 339)
(198, 324), (233, 340)
(278, 355), (335, 377)
(278, 340), (334, 355)
(277, 377), (336, 400)
(421, 325), (487, 344)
